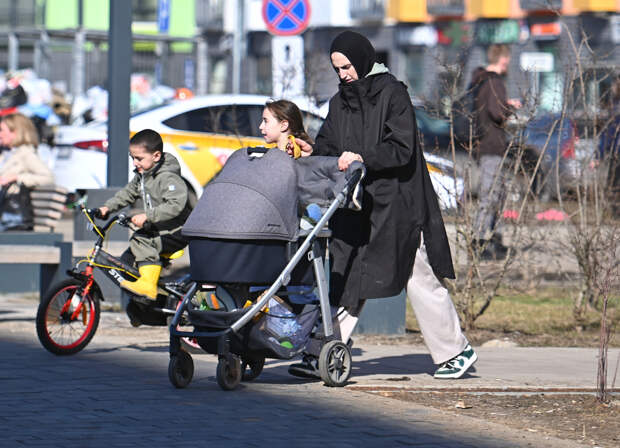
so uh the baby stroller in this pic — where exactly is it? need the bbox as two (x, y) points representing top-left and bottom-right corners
(168, 147), (365, 390)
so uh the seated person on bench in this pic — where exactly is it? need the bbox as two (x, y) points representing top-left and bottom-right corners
(0, 113), (54, 231)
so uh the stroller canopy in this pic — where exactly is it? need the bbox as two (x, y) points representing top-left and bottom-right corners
(182, 148), (365, 242)
(182, 148), (299, 241)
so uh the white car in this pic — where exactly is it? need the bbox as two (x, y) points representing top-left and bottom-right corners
(44, 94), (462, 209)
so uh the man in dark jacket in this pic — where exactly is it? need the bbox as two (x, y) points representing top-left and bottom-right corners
(292, 31), (477, 380)
(471, 44), (521, 259)
(598, 77), (619, 216)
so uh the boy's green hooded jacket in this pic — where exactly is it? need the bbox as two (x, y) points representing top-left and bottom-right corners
(104, 152), (191, 234)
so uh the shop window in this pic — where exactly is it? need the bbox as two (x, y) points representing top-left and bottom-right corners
(0, 1), (37, 27)
(256, 55), (273, 96)
(536, 44), (563, 114)
(209, 57), (228, 94)
(133, 0), (158, 22)
(405, 47), (425, 97)
(569, 67), (620, 120)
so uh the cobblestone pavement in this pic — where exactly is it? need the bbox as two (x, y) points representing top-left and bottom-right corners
(0, 294), (592, 448)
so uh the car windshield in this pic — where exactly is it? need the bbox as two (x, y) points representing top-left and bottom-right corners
(131, 100), (174, 118)
(82, 99), (174, 128)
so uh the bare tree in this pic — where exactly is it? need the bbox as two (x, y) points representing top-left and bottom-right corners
(429, 58), (543, 330)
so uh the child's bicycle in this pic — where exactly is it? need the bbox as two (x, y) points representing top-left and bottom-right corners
(35, 206), (199, 355)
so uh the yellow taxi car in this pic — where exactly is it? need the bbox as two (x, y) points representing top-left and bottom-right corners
(49, 94), (462, 209)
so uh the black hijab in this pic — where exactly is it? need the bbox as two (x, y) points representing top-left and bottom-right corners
(329, 31), (376, 79)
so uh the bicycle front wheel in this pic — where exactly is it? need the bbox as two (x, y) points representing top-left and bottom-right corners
(36, 278), (101, 355)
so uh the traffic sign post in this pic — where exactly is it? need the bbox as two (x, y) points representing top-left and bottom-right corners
(262, 0), (310, 98)
(262, 0), (311, 36)
(272, 35), (304, 98)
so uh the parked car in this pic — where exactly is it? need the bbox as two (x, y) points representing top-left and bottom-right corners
(518, 113), (580, 200)
(43, 94), (463, 210)
(411, 104), (582, 200)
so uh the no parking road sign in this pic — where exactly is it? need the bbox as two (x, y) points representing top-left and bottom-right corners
(262, 0), (311, 36)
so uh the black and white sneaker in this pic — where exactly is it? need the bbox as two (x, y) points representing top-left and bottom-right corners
(434, 344), (478, 379)
(288, 354), (320, 379)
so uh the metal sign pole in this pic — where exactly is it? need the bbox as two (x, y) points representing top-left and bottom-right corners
(232, 0), (244, 93)
(8, 0), (18, 72)
(72, 0), (85, 100)
(107, 0), (133, 187)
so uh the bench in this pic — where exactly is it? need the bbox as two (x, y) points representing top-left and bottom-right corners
(0, 186), (70, 297)
(0, 241), (73, 298)
(30, 185), (69, 232)
(0, 222), (73, 298)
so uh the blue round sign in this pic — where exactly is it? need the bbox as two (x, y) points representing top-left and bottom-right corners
(262, 0), (311, 36)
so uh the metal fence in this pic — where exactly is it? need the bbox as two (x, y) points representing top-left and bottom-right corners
(0, 28), (203, 98)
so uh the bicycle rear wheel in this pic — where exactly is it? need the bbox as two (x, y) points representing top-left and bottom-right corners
(36, 278), (101, 355)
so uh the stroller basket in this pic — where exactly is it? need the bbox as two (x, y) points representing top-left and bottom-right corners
(187, 304), (250, 330)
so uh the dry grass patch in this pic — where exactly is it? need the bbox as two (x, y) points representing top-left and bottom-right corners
(406, 286), (619, 347)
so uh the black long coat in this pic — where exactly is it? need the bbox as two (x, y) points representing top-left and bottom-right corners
(313, 72), (455, 312)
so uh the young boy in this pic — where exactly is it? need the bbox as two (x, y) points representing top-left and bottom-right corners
(97, 129), (191, 299)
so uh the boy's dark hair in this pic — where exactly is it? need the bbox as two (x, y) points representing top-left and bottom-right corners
(130, 129), (163, 154)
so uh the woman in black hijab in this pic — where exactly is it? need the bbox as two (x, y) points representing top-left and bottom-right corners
(291, 31), (477, 380)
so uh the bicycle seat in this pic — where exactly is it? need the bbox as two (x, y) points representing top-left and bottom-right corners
(161, 249), (184, 260)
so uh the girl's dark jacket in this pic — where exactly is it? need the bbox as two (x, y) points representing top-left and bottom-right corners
(313, 69), (455, 311)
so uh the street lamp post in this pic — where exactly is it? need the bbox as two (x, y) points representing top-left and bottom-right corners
(106, 0), (133, 187)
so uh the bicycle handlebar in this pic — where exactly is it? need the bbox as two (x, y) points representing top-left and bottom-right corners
(84, 206), (153, 232)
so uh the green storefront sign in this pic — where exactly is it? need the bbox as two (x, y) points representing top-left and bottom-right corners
(475, 20), (520, 45)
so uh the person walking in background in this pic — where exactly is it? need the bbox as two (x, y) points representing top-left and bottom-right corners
(470, 44), (521, 260)
(598, 77), (620, 216)
(0, 113), (54, 231)
(292, 30), (477, 380)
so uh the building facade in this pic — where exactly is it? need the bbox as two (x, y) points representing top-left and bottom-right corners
(198, 0), (619, 113)
(1, 0), (618, 113)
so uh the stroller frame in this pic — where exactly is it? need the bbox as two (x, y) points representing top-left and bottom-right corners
(168, 165), (364, 390)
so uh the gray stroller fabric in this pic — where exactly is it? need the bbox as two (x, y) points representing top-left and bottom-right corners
(182, 148), (299, 241)
(182, 148), (364, 242)
(295, 156), (364, 211)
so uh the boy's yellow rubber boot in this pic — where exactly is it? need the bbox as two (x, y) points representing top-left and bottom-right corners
(121, 264), (162, 300)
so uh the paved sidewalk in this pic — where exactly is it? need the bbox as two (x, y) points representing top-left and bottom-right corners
(1, 294), (615, 447)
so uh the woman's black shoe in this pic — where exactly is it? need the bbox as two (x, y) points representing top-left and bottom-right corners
(288, 354), (320, 379)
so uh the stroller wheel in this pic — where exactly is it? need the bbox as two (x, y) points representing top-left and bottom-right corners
(168, 350), (194, 388)
(216, 355), (242, 391)
(319, 340), (352, 387)
(241, 357), (265, 381)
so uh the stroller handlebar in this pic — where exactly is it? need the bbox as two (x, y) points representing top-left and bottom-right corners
(343, 161), (366, 210)
(345, 161), (366, 184)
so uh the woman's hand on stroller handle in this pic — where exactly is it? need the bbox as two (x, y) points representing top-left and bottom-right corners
(338, 151), (363, 171)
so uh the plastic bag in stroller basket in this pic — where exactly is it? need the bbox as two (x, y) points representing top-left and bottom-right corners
(248, 296), (319, 359)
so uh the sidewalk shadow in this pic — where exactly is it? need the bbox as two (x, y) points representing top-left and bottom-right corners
(353, 353), (435, 377)
(0, 316), (34, 323)
(351, 353), (479, 380)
